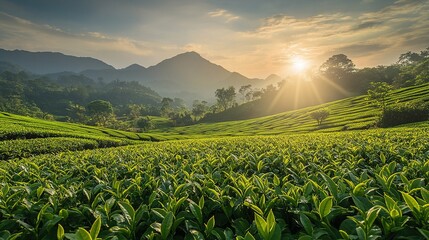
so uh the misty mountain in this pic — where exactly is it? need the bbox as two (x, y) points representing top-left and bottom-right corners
(0, 61), (24, 73)
(82, 52), (274, 102)
(0, 49), (114, 74)
(1, 49), (277, 103)
(265, 74), (283, 83)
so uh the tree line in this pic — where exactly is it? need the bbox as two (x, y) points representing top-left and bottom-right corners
(0, 47), (427, 130)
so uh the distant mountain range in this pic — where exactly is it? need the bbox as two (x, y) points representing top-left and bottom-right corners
(0, 49), (114, 74)
(0, 49), (277, 102)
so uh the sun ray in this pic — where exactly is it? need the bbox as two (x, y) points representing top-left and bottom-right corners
(292, 56), (310, 73)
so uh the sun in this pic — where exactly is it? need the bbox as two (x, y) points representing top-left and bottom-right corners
(292, 57), (309, 73)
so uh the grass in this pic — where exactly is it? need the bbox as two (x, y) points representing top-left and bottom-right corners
(1, 82), (429, 159)
(1, 83), (429, 238)
(0, 112), (161, 159)
(149, 82), (429, 138)
(2, 127), (429, 239)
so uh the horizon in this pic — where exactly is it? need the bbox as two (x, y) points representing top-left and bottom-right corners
(0, 0), (428, 78)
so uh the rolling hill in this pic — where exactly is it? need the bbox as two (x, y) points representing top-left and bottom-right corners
(0, 112), (158, 160)
(0, 49), (114, 74)
(148, 82), (429, 138)
(1, 82), (428, 150)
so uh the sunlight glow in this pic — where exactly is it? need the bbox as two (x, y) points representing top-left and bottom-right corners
(292, 56), (309, 73)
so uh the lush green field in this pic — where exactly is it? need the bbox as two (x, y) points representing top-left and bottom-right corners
(0, 112), (159, 160)
(1, 83), (429, 239)
(150, 83), (429, 138)
(1, 127), (429, 239)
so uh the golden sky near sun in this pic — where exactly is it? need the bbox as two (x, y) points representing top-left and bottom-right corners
(0, 0), (428, 78)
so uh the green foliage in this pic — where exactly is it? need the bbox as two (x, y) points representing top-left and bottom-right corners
(379, 101), (429, 127)
(0, 72), (161, 119)
(2, 128), (429, 239)
(366, 82), (393, 111)
(0, 137), (99, 160)
(215, 86), (236, 111)
(309, 108), (330, 126)
(146, 82), (429, 138)
(0, 112), (157, 159)
(319, 54), (355, 82)
(86, 100), (115, 126)
(135, 116), (155, 131)
(160, 98), (173, 117)
(191, 100), (208, 121)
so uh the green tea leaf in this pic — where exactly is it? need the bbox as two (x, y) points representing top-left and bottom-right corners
(75, 228), (92, 240)
(205, 216), (215, 234)
(89, 216), (101, 240)
(244, 232), (256, 240)
(118, 201), (135, 225)
(161, 211), (174, 240)
(254, 214), (268, 239)
(189, 203), (203, 225)
(318, 197), (333, 219)
(299, 213), (313, 235)
(57, 224), (65, 240)
(366, 207), (380, 228)
(401, 192), (420, 213)
(421, 188), (429, 203)
(339, 230), (350, 240)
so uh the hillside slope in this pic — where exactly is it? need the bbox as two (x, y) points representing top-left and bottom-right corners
(150, 83), (429, 138)
(0, 49), (114, 74)
(0, 112), (158, 160)
(82, 52), (273, 102)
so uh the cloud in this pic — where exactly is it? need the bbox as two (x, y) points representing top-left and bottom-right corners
(241, 0), (429, 72)
(0, 12), (162, 67)
(0, 0), (428, 78)
(208, 9), (240, 23)
(332, 43), (390, 57)
(351, 21), (384, 31)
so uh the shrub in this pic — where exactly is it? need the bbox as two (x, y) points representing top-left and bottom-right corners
(380, 101), (429, 127)
(309, 108), (330, 126)
(136, 116), (154, 131)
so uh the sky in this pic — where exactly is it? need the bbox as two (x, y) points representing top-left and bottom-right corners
(0, 0), (428, 78)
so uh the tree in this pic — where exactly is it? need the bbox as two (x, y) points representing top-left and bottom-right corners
(67, 102), (87, 123)
(86, 100), (115, 126)
(366, 82), (393, 112)
(170, 111), (193, 126)
(126, 104), (144, 120)
(160, 97), (173, 117)
(397, 47), (429, 66)
(252, 90), (263, 101)
(136, 116), (154, 131)
(309, 108), (330, 126)
(215, 86), (236, 111)
(192, 100), (208, 121)
(239, 84), (253, 103)
(320, 54), (356, 83)
(394, 47), (429, 87)
(172, 98), (187, 111)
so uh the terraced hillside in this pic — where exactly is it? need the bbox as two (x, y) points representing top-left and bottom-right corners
(0, 112), (156, 160)
(2, 127), (429, 239)
(150, 83), (429, 138)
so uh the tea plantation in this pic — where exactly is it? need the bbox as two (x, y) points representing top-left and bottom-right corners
(0, 112), (158, 160)
(1, 83), (429, 239)
(1, 127), (429, 239)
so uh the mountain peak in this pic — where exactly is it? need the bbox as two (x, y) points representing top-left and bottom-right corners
(153, 51), (209, 69)
(123, 63), (145, 71)
(0, 48), (114, 74)
(265, 74), (282, 82)
(174, 51), (203, 59)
